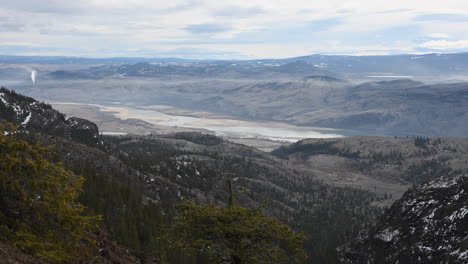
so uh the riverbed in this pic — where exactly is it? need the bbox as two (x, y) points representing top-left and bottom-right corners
(53, 102), (346, 143)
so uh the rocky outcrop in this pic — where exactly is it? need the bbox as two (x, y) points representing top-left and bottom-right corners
(338, 175), (468, 264)
(0, 87), (100, 146)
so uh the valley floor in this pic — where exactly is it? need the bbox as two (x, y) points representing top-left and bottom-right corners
(51, 102), (343, 152)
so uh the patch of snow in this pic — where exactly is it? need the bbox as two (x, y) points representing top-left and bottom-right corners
(417, 245), (433, 252)
(450, 249), (468, 260)
(427, 210), (435, 219)
(376, 228), (400, 242)
(448, 207), (468, 221)
(0, 93), (7, 105)
(21, 112), (32, 125)
(459, 250), (468, 260)
(314, 63), (328, 68)
(430, 178), (459, 189)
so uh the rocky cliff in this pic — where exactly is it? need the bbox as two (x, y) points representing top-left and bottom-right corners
(338, 175), (468, 264)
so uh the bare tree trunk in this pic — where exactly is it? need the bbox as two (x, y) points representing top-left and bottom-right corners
(228, 178), (235, 207)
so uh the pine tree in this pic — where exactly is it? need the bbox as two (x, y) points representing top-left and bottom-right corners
(158, 180), (307, 264)
(0, 124), (100, 263)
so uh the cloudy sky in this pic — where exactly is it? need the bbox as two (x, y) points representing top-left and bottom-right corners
(1, 0), (468, 59)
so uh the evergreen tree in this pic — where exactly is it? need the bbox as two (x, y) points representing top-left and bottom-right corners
(0, 124), (100, 263)
(158, 181), (307, 264)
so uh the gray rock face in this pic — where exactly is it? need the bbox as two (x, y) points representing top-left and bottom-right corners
(338, 175), (468, 264)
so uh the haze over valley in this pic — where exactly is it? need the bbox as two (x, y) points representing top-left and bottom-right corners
(3, 52), (468, 146)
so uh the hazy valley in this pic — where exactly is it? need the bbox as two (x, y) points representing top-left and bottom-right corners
(3, 53), (468, 142)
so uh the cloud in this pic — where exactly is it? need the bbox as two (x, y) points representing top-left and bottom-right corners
(376, 8), (413, 14)
(427, 33), (450, 39)
(157, 1), (202, 14)
(414, 13), (468, 22)
(184, 23), (233, 34)
(0, 0), (88, 14)
(213, 6), (264, 18)
(0, 22), (24, 31)
(0, 0), (201, 16)
(2, 1), (468, 58)
(306, 17), (344, 32)
(419, 39), (468, 50)
(0, 14), (26, 31)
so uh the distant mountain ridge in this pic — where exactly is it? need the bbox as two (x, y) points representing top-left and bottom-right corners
(44, 60), (331, 79)
(3, 52), (468, 77)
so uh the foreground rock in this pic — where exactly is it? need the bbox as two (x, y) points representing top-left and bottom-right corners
(338, 175), (468, 264)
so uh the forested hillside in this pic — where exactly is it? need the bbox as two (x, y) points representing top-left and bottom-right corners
(0, 87), (384, 263)
(101, 133), (383, 262)
(272, 136), (468, 199)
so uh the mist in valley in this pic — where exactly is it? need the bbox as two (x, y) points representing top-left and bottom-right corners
(4, 57), (468, 142)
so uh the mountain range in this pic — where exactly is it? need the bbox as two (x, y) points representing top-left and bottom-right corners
(3, 52), (468, 78)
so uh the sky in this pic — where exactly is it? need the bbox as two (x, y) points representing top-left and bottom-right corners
(2, 0), (468, 59)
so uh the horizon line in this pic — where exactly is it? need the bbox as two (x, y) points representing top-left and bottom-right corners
(1, 51), (466, 62)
